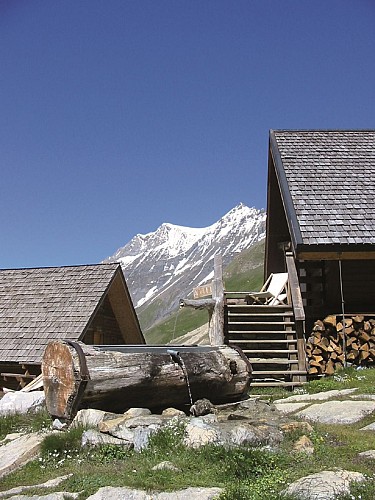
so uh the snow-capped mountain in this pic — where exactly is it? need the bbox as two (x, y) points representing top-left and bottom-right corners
(105, 203), (266, 329)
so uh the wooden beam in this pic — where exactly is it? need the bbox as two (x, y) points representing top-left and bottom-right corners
(297, 251), (375, 261)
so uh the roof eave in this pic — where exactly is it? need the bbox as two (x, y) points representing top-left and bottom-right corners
(269, 130), (303, 250)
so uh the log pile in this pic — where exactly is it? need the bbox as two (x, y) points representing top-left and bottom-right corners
(306, 315), (375, 376)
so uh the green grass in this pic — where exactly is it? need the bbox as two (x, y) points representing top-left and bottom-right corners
(0, 408), (51, 440)
(144, 307), (208, 344)
(2, 367), (375, 499)
(143, 240), (265, 344)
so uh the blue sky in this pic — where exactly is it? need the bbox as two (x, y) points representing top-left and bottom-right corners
(1, 0), (374, 268)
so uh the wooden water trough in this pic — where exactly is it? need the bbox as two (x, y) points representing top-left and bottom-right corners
(42, 341), (252, 420)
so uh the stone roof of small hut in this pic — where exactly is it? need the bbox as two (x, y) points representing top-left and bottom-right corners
(0, 263), (132, 364)
(270, 130), (375, 247)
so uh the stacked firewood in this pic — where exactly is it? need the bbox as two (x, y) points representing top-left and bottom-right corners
(306, 315), (375, 376)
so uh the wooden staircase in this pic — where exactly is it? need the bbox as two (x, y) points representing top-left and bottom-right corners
(224, 299), (307, 387)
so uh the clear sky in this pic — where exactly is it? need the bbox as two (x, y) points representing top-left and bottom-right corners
(1, 0), (374, 268)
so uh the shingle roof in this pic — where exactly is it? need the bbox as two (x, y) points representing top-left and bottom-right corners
(0, 263), (120, 364)
(271, 130), (375, 246)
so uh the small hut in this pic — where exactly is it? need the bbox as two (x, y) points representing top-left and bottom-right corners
(0, 263), (144, 388)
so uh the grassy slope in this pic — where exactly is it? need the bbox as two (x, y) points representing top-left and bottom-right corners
(2, 366), (375, 499)
(144, 239), (265, 343)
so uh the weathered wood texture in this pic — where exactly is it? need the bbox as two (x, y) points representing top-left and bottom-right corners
(42, 341), (252, 420)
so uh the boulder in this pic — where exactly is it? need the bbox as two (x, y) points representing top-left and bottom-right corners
(81, 429), (133, 448)
(282, 469), (365, 499)
(71, 409), (120, 429)
(0, 391), (45, 416)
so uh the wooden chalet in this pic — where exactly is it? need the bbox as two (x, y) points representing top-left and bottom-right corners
(0, 263), (144, 389)
(224, 130), (375, 386)
(266, 129), (375, 331)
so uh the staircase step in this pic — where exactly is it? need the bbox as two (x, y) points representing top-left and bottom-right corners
(228, 321), (295, 326)
(251, 381), (305, 387)
(227, 312), (294, 317)
(243, 349), (298, 355)
(228, 339), (297, 344)
(227, 330), (296, 335)
(252, 370), (307, 376)
(248, 358), (299, 364)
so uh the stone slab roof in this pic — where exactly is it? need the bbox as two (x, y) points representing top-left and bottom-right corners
(0, 263), (121, 364)
(270, 130), (375, 246)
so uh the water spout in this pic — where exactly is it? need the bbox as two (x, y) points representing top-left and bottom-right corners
(167, 349), (181, 365)
(167, 349), (194, 408)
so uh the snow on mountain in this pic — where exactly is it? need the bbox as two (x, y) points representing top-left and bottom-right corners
(104, 203), (266, 328)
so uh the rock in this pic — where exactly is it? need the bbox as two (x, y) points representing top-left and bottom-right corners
(358, 449), (375, 459)
(0, 432), (24, 444)
(0, 432), (45, 479)
(360, 421), (375, 430)
(81, 429), (133, 448)
(296, 400), (375, 424)
(133, 425), (161, 452)
(0, 391), (45, 416)
(280, 421), (314, 434)
(5, 493), (79, 499)
(183, 418), (222, 448)
(274, 388), (358, 404)
(0, 474), (73, 499)
(227, 422), (283, 448)
(190, 399), (216, 417)
(123, 415), (165, 428)
(282, 469), (365, 499)
(161, 408), (186, 417)
(71, 409), (120, 429)
(274, 402), (310, 414)
(293, 435), (314, 455)
(151, 461), (180, 472)
(123, 408), (152, 418)
(52, 419), (67, 430)
(85, 486), (223, 500)
(99, 416), (134, 434)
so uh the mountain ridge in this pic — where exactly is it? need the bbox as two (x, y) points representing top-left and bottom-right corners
(104, 203), (266, 330)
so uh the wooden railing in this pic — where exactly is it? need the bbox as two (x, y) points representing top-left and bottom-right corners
(285, 251), (307, 379)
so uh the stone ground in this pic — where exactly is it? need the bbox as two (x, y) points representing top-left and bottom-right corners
(2, 388), (375, 499)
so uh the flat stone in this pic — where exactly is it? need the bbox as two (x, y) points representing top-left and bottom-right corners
(133, 425), (161, 452)
(274, 402), (310, 414)
(123, 408), (152, 418)
(282, 469), (365, 499)
(296, 400), (375, 424)
(0, 474), (73, 499)
(81, 429), (133, 448)
(360, 422), (375, 431)
(274, 388), (358, 404)
(0, 432), (45, 479)
(6, 493), (79, 500)
(71, 409), (120, 429)
(351, 394), (375, 400)
(358, 449), (375, 459)
(0, 391), (45, 416)
(86, 486), (223, 500)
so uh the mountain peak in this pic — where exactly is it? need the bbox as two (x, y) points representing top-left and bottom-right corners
(104, 203), (266, 328)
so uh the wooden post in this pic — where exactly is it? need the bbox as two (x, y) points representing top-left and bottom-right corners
(210, 255), (224, 345)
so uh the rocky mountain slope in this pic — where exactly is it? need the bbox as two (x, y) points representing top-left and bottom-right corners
(105, 203), (266, 331)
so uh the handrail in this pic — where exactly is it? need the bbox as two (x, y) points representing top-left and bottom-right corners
(285, 251), (305, 322)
